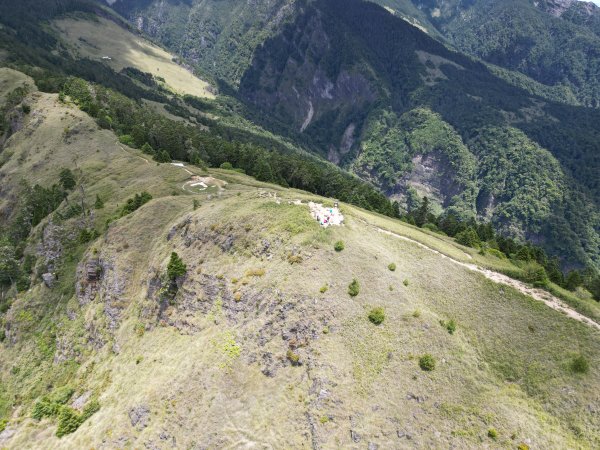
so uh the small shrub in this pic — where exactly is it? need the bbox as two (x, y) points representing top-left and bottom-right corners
(121, 191), (152, 216)
(348, 278), (360, 297)
(455, 227), (480, 248)
(487, 428), (498, 440)
(521, 262), (548, 285)
(245, 268), (265, 277)
(134, 322), (145, 337)
(193, 199), (200, 210)
(388, 263), (396, 271)
(56, 407), (81, 437)
(570, 355), (590, 374)
(487, 248), (507, 259)
(118, 134), (135, 146)
(517, 444), (530, 450)
(441, 319), (456, 335)
(286, 349), (301, 366)
(234, 292), (242, 302)
(288, 254), (303, 264)
(140, 142), (155, 155)
(154, 149), (171, 163)
(59, 168), (76, 191)
(412, 309), (421, 318)
(334, 241), (345, 252)
(319, 416), (330, 424)
(368, 307), (385, 325)
(403, 279), (409, 287)
(220, 162), (234, 170)
(167, 252), (187, 280)
(94, 194), (104, 209)
(0, 419), (7, 433)
(320, 285), (328, 294)
(419, 354), (436, 371)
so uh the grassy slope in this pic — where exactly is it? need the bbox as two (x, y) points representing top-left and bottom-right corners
(0, 70), (599, 448)
(52, 16), (213, 99)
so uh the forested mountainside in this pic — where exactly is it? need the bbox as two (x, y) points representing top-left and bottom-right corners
(375, 0), (600, 107)
(110, 0), (600, 107)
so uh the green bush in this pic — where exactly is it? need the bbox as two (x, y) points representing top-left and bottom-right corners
(0, 419), (7, 433)
(487, 428), (498, 440)
(455, 227), (480, 248)
(570, 355), (590, 374)
(403, 279), (409, 287)
(140, 142), (155, 155)
(154, 149), (171, 163)
(419, 354), (436, 371)
(388, 263), (396, 271)
(440, 319), (456, 335)
(368, 307), (385, 325)
(220, 162), (234, 170)
(286, 349), (301, 365)
(56, 407), (81, 437)
(121, 191), (152, 216)
(521, 262), (548, 284)
(334, 241), (345, 252)
(167, 252), (187, 280)
(59, 168), (76, 191)
(94, 194), (104, 209)
(348, 278), (360, 297)
(118, 134), (135, 146)
(486, 248), (507, 259)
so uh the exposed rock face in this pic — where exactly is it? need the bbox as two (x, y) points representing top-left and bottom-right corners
(129, 405), (150, 430)
(240, 10), (377, 156)
(41, 272), (56, 288)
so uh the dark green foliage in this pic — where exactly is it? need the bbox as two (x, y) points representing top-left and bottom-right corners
(30, 386), (98, 437)
(0, 240), (20, 288)
(121, 192), (152, 216)
(59, 168), (76, 191)
(154, 150), (171, 163)
(118, 134), (135, 146)
(455, 227), (480, 248)
(167, 252), (187, 280)
(31, 386), (74, 420)
(140, 142), (155, 155)
(565, 271), (583, 291)
(368, 307), (385, 325)
(419, 354), (436, 371)
(348, 278), (360, 297)
(388, 263), (396, 271)
(220, 162), (234, 170)
(570, 355), (590, 374)
(94, 194), (104, 210)
(521, 262), (549, 285)
(488, 428), (498, 440)
(56, 407), (81, 437)
(441, 319), (457, 335)
(334, 241), (345, 252)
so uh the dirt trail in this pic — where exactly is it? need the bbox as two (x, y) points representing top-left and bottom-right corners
(377, 227), (600, 331)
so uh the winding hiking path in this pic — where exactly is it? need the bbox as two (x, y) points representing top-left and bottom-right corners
(376, 227), (600, 331)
